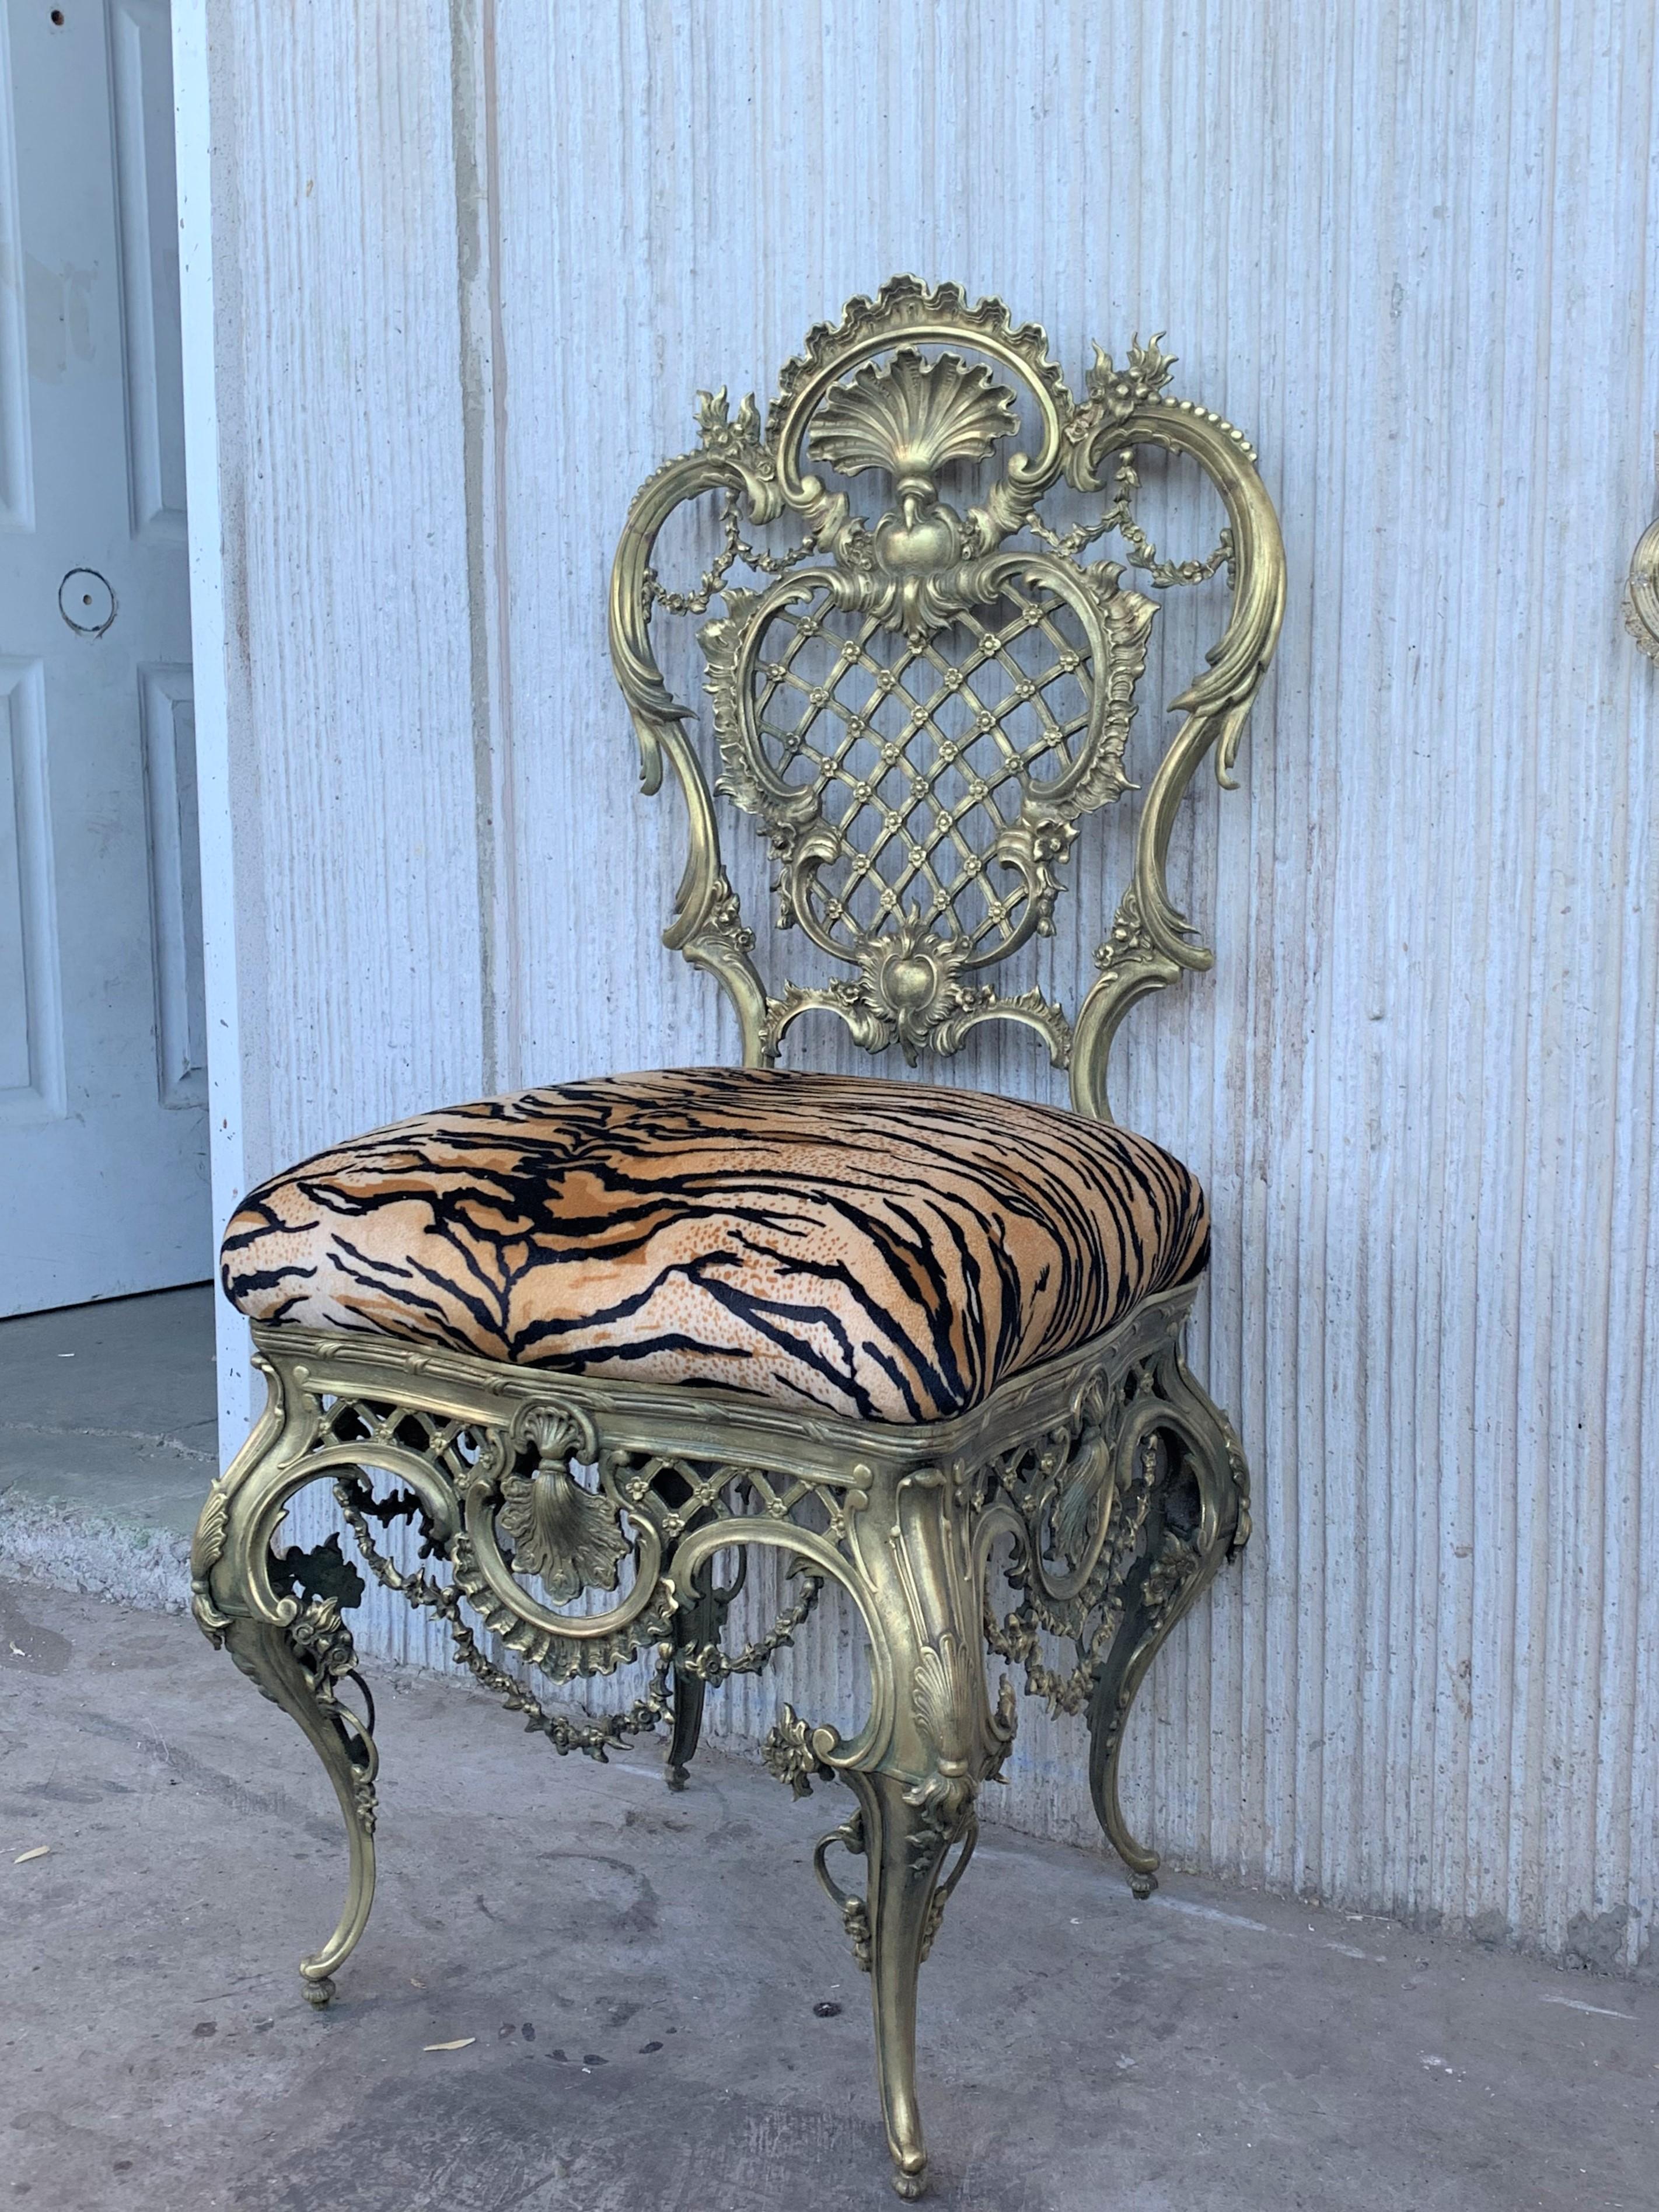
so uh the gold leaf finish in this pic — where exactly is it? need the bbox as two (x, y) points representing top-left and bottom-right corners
(195, 1270), (1246, 2196)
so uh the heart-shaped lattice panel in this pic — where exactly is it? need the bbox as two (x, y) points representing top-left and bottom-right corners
(739, 578), (1101, 959)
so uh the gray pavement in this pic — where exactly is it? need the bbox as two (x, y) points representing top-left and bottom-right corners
(0, 1287), (215, 1612)
(0, 1285), (216, 1540)
(4, 1578), (1655, 2212)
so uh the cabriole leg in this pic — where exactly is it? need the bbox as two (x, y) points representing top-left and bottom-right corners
(1087, 1355), (1249, 1896)
(825, 1772), (979, 2199)
(190, 1356), (384, 2007)
(221, 1606), (377, 2004)
(747, 1463), (1015, 2200)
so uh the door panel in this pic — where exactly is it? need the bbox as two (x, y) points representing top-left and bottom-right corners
(0, 655), (59, 1110)
(0, 0), (206, 1313)
(109, 0), (185, 543)
(138, 661), (202, 1109)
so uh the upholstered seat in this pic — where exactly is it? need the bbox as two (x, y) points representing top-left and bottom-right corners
(221, 1067), (1209, 1424)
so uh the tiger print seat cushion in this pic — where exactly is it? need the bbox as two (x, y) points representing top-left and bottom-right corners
(220, 1067), (1209, 1426)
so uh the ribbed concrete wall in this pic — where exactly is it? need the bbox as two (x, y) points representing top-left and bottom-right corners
(184, 0), (1659, 1966)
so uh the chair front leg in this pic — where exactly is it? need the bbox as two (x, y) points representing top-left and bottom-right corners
(189, 1352), (453, 2007)
(739, 1463), (1016, 2200)
(818, 1765), (984, 2199)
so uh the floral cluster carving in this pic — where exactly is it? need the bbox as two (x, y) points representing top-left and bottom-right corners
(694, 385), (780, 519)
(763, 1703), (836, 1798)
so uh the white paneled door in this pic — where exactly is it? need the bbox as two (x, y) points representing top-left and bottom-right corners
(0, 0), (205, 1313)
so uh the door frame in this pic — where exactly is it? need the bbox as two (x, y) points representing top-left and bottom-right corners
(171, 0), (247, 1459)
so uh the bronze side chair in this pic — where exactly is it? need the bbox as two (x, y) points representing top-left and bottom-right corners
(192, 277), (1285, 2199)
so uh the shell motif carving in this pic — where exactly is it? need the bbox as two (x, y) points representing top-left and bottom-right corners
(808, 350), (1019, 490)
(497, 1410), (630, 1604)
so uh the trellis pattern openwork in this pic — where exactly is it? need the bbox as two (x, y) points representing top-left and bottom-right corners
(193, 279), (1284, 2200)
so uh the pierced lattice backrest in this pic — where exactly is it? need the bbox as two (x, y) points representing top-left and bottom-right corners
(609, 278), (1285, 1120)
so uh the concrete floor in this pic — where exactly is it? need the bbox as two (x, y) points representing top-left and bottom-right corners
(2, 1295), (1657, 2207)
(3, 1575), (1656, 2212)
(0, 1288), (215, 1612)
(0, 1285), (218, 1541)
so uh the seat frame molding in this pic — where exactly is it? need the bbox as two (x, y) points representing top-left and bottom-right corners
(193, 279), (1284, 2199)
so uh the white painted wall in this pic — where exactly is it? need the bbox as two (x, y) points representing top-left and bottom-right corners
(179, 0), (1659, 1968)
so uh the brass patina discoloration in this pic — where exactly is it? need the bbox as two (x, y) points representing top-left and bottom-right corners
(194, 279), (1284, 2199)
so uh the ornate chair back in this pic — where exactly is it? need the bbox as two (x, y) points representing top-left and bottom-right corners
(610, 277), (1285, 1117)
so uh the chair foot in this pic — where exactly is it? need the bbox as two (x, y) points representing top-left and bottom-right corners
(302, 1973), (337, 2008)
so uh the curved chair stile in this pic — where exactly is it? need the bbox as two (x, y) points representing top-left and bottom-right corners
(194, 278), (1285, 2201)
